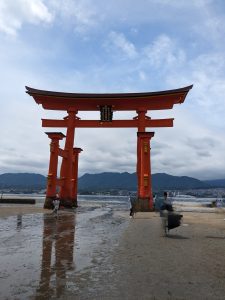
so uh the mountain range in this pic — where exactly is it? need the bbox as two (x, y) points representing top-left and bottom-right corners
(78, 172), (216, 191)
(0, 172), (224, 191)
(0, 173), (46, 189)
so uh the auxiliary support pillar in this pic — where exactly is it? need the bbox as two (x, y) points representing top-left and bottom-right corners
(44, 132), (65, 209)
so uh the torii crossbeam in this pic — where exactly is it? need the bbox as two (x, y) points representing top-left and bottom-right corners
(26, 85), (192, 211)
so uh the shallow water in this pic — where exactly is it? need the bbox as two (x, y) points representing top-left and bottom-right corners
(0, 198), (129, 300)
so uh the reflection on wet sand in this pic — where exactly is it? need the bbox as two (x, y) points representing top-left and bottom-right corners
(17, 214), (22, 230)
(35, 213), (76, 299)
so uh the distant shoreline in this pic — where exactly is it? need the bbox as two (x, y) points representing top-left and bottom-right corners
(0, 198), (35, 204)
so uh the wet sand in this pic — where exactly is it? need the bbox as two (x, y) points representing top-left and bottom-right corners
(0, 206), (48, 218)
(107, 211), (225, 300)
(0, 204), (225, 299)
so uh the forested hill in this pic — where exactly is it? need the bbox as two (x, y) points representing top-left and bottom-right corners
(204, 179), (225, 187)
(78, 172), (210, 191)
(0, 172), (223, 191)
(78, 172), (137, 190)
(152, 173), (210, 190)
(0, 173), (46, 188)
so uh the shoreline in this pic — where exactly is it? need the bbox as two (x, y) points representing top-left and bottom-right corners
(1, 204), (225, 299)
(0, 203), (224, 218)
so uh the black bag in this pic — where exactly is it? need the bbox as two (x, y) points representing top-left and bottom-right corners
(167, 214), (183, 230)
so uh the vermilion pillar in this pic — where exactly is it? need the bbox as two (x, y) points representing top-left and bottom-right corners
(137, 131), (155, 211)
(136, 110), (147, 208)
(45, 132), (65, 209)
(137, 110), (147, 132)
(71, 147), (83, 207)
(59, 111), (76, 207)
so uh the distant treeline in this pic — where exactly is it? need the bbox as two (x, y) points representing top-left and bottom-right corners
(1, 172), (224, 192)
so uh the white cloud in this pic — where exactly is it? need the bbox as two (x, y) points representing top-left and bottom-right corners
(165, 50), (225, 125)
(48, 0), (98, 33)
(150, 112), (225, 180)
(148, 0), (212, 9)
(0, 0), (53, 36)
(139, 71), (146, 81)
(143, 35), (185, 69)
(191, 2), (225, 45)
(106, 31), (138, 59)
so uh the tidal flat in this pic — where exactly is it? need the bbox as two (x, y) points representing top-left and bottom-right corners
(1, 200), (225, 300)
(0, 200), (129, 300)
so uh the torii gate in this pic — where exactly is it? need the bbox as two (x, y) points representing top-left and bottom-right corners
(26, 85), (192, 211)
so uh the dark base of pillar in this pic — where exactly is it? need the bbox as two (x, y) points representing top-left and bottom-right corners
(44, 197), (54, 209)
(133, 198), (154, 212)
(44, 197), (78, 209)
(60, 198), (78, 209)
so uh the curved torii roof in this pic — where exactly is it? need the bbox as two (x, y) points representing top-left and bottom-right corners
(26, 85), (193, 111)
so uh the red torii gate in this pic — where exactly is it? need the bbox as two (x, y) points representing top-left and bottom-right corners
(26, 85), (192, 211)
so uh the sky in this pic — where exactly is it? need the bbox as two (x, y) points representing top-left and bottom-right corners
(0, 0), (225, 180)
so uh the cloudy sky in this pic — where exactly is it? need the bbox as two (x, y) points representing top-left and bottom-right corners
(0, 0), (225, 180)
